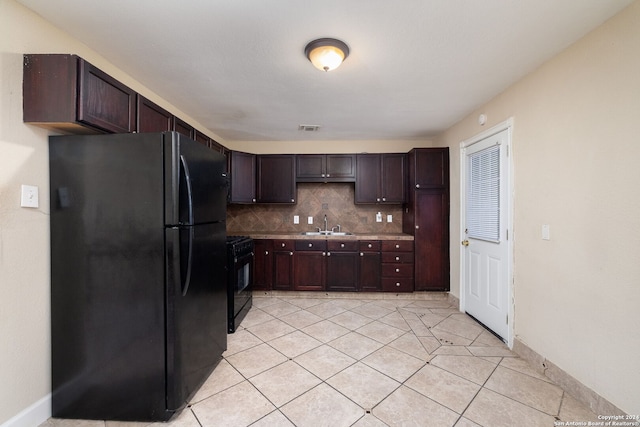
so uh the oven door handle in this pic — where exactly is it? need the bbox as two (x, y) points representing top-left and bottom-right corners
(234, 251), (254, 265)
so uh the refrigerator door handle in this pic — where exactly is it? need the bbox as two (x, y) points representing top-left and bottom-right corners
(180, 154), (194, 225)
(181, 227), (194, 296)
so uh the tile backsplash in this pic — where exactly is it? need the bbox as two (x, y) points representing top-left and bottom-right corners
(227, 183), (403, 234)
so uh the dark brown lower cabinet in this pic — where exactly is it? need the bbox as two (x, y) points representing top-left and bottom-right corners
(358, 240), (381, 291)
(252, 238), (417, 293)
(253, 239), (272, 291)
(293, 240), (326, 291)
(272, 240), (294, 291)
(326, 240), (359, 291)
(381, 240), (414, 292)
(413, 190), (449, 291)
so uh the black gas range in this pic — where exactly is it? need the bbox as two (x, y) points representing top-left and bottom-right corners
(226, 236), (254, 333)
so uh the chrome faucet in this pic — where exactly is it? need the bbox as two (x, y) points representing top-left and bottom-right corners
(332, 224), (341, 233)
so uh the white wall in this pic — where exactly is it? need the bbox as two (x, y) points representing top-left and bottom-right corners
(435, 1), (640, 414)
(231, 139), (432, 154)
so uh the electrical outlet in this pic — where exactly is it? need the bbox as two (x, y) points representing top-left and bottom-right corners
(21, 185), (39, 208)
(293, 215), (299, 224)
(387, 214), (393, 223)
(376, 212), (382, 223)
(308, 216), (314, 225)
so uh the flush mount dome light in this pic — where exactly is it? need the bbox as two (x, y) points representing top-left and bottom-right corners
(305, 38), (349, 72)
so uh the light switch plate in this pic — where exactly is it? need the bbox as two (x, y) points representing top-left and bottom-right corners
(308, 216), (314, 225)
(293, 215), (299, 224)
(542, 224), (551, 240)
(387, 214), (393, 223)
(21, 184), (39, 208)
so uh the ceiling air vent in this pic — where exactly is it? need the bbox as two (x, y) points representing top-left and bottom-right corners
(298, 124), (321, 132)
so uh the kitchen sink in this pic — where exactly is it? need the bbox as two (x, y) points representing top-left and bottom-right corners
(300, 231), (353, 236)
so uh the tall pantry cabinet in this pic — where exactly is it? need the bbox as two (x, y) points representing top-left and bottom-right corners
(403, 148), (450, 291)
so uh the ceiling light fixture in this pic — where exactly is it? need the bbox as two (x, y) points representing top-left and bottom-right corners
(304, 38), (349, 72)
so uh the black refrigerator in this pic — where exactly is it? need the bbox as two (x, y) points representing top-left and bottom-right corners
(49, 132), (227, 421)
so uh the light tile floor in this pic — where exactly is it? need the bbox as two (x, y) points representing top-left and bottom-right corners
(41, 293), (602, 427)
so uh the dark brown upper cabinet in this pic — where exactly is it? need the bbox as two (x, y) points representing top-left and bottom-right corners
(24, 54), (136, 133)
(355, 153), (407, 204)
(296, 154), (356, 182)
(409, 148), (449, 189)
(173, 117), (194, 139)
(137, 95), (172, 133)
(229, 151), (256, 203)
(257, 155), (296, 203)
(194, 130), (212, 147)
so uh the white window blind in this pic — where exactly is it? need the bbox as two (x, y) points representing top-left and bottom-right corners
(467, 144), (500, 242)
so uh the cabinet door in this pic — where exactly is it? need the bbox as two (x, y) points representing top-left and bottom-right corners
(137, 95), (172, 133)
(296, 155), (325, 181)
(413, 148), (449, 189)
(173, 117), (194, 139)
(326, 251), (358, 291)
(414, 189), (449, 291)
(326, 155), (356, 181)
(355, 154), (381, 203)
(194, 130), (211, 147)
(273, 250), (294, 290)
(381, 153), (407, 203)
(257, 155), (296, 203)
(253, 240), (273, 291)
(78, 59), (136, 133)
(293, 251), (325, 291)
(229, 151), (256, 203)
(359, 251), (381, 292)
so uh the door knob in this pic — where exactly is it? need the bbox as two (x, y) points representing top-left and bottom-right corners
(461, 240), (470, 247)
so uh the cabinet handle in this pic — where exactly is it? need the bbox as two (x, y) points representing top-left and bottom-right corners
(416, 184), (420, 189)
(282, 243), (286, 247)
(291, 199), (295, 202)
(396, 282), (401, 287)
(309, 243), (313, 248)
(395, 244), (400, 249)
(252, 198), (256, 202)
(376, 198), (381, 202)
(368, 243), (372, 248)
(289, 252), (293, 256)
(265, 251), (269, 255)
(382, 197), (386, 202)
(360, 252), (364, 256)
(416, 225), (420, 229)
(327, 174), (331, 177)
(340, 243), (345, 248)
(321, 174), (325, 177)
(395, 256), (400, 261)
(395, 268), (400, 273)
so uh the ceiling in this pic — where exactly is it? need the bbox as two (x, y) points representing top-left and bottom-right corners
(18, 0), (634, 142)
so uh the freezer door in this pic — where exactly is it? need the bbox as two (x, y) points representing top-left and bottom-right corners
(164, 132), (227, 226)
(165, 222), (227, 410)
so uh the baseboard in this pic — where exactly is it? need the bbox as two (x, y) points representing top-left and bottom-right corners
(512, 338), (625, 416)
(447, 293), (460, 308)
(1, 394), (51, 427)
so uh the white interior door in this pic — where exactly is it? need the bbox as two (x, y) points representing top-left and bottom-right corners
(462, 127), (511, 343)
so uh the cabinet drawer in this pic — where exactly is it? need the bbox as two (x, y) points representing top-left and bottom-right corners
(381, 240), (413, 252)
(382, 264), (414, 277)
(327, 240), (358, 251)
(295, 240), (327, 251)
(382, 278), (414, 292)
(382, 252), (414, 264)
(359, 240), (381, 251)
(273, 240), (295, 250)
